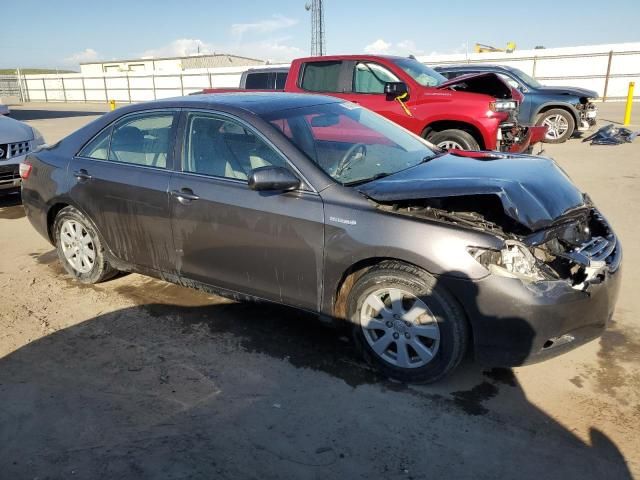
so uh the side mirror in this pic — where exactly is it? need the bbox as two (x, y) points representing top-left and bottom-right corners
(248, 166), (301, 192)
(384, 82), (409, 98)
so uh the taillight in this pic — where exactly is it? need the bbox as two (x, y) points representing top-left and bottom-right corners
(19, 162), (32, 180)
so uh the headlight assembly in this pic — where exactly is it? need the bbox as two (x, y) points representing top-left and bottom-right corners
(490, 100), (518, 112)
(468, 240), (545, 281)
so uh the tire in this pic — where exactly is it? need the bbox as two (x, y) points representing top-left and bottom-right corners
(53, 206), (117, 284)
(347, 261), (469, 383)
(427, 129), (480, 150)
(536, 108), (575, 143)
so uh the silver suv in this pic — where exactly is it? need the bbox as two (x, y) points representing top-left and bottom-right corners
(0, 115), (45, 193)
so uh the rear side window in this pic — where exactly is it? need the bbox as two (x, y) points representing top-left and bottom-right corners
(275, 72), (288, 89)
(108, 113), (176, 168)
(245, 72), (271, 89)
(79, 127), (111, 160)
(300, 61), (342, 92)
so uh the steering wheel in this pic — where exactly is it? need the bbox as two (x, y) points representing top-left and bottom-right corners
(335, 143), (367, 178)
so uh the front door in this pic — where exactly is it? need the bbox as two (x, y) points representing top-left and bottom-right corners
(169, 111), (324, 310)
(69, 110), (178, 272)
(346, 61), (417, 127)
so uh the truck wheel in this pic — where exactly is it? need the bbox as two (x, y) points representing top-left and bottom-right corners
(347, 261), (469, 384)
(427, 129), (480, 150)
(536, 109), (575, 143)
(53, 206), (117, 284)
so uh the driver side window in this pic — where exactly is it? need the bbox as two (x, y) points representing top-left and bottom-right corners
(353, 62), (400, 94)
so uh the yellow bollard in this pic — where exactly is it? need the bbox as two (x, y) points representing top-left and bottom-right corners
(109, 99), (116, 111)
(623, 82), (634, 126)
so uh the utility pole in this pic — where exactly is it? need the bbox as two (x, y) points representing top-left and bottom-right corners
(305, 0), (326, 56)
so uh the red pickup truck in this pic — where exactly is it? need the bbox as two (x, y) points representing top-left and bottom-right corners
(204, 55), (546, 152)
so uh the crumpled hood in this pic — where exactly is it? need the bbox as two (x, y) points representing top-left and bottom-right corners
(536, 86), (598, 99)
(357, 152), (587, 231)
(0, 115), (34, 143)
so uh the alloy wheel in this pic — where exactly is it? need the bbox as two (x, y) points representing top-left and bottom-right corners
(542, 114), (569, 140)
(360, 287), (440, 369)
(437, 140), (464, 150)
(59, 219), (96, 274)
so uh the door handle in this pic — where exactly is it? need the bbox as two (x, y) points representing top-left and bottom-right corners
(74, 169), (92, 181)
(170, 189), (200, 204)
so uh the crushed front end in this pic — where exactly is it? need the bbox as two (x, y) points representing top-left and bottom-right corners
(464, 207), (621, 366)
(359, 151), (622, 367)
(493, 103), (547, 153)
(576, 99), (598, 131)
(498, 122), (548, 153)
(378, 199), (621, 366)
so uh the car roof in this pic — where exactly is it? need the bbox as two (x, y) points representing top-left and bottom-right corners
(295, 54), (413, 63)
(115, 92), (342, 116)
(244, 66), (290, 73)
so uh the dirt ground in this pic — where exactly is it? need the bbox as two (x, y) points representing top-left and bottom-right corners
(1, 102), (639, 479)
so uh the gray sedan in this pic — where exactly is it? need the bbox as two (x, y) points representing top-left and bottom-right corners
(20, 93), (621, 383)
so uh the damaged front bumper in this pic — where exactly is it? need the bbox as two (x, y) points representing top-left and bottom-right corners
(577, 102), (598, 131)
(498, 123), (548, 153)
(446, 209), (622, 367)
(444, 247), (621, 366)
(442, 210), (622, 366)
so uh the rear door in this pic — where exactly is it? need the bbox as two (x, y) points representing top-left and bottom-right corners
(69, 110), (178, 272)
(168, 110), (324, 310)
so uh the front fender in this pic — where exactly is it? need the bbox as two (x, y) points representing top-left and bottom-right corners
(320, 195), (502, 316)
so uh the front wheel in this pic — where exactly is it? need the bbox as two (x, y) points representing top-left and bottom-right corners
(347, 261), (469, 383)
(426, 129), (480, 150)
(53, 206), (117, 284)
(536, 108), (575, 143)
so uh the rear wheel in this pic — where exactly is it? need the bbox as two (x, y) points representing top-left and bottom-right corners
(536, 108), (575, 143)
(347, 261), (469, 383)
(427, 129), (480, 150)
(53, 206), (117, 284)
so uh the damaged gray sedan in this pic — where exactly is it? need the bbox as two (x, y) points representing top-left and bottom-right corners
(20, 93), (621, 383)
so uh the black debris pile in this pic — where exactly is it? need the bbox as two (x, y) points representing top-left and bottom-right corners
(583, 124), (639, 145)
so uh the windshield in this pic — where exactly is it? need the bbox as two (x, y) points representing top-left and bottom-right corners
(392, 58), (447, 87)
(261, 102), (437, 185)
(510, 67), (542, 88)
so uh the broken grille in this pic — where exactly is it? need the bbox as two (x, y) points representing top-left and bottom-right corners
(566, 213), (617, 266)
(0, 141), (30, 160)
(9, 141), (30, 158)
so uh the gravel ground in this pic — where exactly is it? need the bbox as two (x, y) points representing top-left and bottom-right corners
(0, 102), (639, 479)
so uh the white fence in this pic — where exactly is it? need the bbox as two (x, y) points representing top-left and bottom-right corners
(19, 66), (260, 103)
(15, 43), (640, 103)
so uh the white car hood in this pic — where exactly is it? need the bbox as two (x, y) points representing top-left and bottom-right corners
(0, 115), (33, 144)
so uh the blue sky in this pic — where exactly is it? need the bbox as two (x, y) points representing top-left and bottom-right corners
(1, 0), (639, 69)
